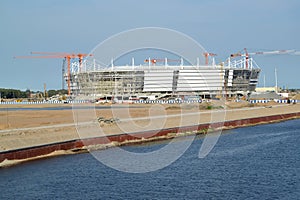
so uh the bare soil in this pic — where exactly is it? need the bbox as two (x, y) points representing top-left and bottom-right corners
(0, 102), (299, 152)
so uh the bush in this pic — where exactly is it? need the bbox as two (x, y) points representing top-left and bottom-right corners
(206, 105), (213, 110)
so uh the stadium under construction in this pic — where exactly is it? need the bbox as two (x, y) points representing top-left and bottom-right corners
(65, 56), (260, 101)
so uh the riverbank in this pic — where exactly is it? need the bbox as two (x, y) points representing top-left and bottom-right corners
(1, 102), (300, 167)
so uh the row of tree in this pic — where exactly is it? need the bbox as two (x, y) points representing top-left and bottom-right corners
(0, 88), (68, 99)
(47, 89), (68, 97)
(0, 88), (28, 98)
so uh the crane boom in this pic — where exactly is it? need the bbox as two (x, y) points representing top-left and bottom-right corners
(230, 49), (295, 57)
(248, 49), (295, 55)
(31, 52), (70, 55)
(144, 58), (181, 65)
(14, 52), (93, 96)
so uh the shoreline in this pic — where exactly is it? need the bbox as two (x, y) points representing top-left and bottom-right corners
(1, 110), (300, 168)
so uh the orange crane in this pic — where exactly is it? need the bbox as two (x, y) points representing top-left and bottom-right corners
(144, 58), (181, 65)
(203, 52), (217, 65)
(230, 48), (249, 68)
(14, 52), (93, 96)
(144, 58), (164, 64)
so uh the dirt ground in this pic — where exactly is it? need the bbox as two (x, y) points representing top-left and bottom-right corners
(0, 101), (299, 151)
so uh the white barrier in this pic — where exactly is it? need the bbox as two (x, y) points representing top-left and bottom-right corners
(274, 99), (298, 104)
(250, 99), (298, 104)
(0, 100), (90, 105)
(1, 99), (297, 105)
(134, 99), (202, 104)
(249, 100), (270, 104)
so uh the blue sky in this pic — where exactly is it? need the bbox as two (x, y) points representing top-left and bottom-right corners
(1, 0), (300, 91)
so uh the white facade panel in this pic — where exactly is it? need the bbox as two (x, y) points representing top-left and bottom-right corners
(178, 72), (224, 77)
(177, 86), (223, 91)
(177, 69), (225, 92)
(177, 79), (224, 84)
(177, 83), (223, 88)
(179, 69), (225, 73)
(143, 88), (173, 92)
(143, 70), (173, 92)
(144, 76), (173, 81)
(144, 84), (172, 88)
(144, 80), (173, 84)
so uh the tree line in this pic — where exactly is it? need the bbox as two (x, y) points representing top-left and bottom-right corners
(0, 88), (68, 99)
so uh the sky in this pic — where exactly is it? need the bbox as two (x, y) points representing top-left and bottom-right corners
(1, 0), (300, 91)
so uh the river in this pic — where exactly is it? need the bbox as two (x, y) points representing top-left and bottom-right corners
(1, 119), (299, 199)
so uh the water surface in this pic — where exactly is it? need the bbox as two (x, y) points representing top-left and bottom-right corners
(1, 120), (299, 199)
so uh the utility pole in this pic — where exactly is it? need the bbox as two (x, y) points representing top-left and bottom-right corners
(275, 67), (278, 93)
(44, 83), (47, 100)
(62, 58), (66, 90)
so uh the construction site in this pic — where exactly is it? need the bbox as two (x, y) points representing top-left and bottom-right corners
(13, 49), (300, 103)
(65, 49), (262, 101)
(68, 60), (259, 99)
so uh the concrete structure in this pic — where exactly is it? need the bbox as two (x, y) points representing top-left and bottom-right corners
(66, 57), (260, 99)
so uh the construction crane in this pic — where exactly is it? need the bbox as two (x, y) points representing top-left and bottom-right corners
(230, 48), (295, 69)
(203, 52), (217, 65)
(144, 58), (182, 65)
(230, 48), (295, 57)
(14, 52), (93, 96)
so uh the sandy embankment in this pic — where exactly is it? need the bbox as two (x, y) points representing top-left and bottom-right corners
(0, 102), (300, 155)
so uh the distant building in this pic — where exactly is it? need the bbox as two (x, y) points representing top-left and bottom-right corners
(249, 91), (282, 100)
(255, 87), (280, 93)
